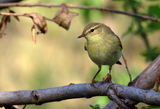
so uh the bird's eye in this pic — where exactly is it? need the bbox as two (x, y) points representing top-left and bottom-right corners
(90, 29), (94, 32)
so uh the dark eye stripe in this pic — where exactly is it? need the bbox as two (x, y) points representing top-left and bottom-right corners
(85, 25), (100, 35)
(90, 29), (94, 32)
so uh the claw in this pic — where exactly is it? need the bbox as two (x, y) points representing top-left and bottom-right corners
(90, 79), (97, 87)
(68, 83), (75, 85)
(103, 74), (112, 83)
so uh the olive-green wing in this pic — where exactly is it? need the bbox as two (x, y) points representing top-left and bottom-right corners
(84, 42), (87, 51)
(115, 35), (123, 50)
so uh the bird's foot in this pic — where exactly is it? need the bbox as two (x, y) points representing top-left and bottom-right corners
(90, 79), (97, 87)
(68, 83), (75, 86)
(103, 74), (112, 83)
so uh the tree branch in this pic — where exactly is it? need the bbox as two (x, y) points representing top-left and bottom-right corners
(131, 56), (160, 89)
(0, 3), (160, 23)
(0, 12), (54, 22)
(0, 82), (160, 107)
(104, 55), (160, 109)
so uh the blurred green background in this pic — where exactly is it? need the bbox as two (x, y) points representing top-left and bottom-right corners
(0, 0), (160, 109)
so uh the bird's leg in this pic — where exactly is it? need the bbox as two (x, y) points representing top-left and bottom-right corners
(103, 65), (112, 82)
(91, 66), (101, 86)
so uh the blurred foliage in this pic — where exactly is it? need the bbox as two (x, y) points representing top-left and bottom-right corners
(142, 47), (160, 62)
(113, 0), (160, 62)
(146, 5), (160, 32)
(80, 0), (104, 23)
(143, 105), (160, 109)
(111, 0), (142, 10)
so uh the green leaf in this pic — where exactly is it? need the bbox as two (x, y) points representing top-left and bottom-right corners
(129, 0), (142, 8)
(89, 104), (101, 109)
(133, 24), (146, 35)
(146, 22), (160, 32)
(81, 9), (91, 23)
(90, 105), (94, 109)
(122, 0), (142, 10)
(142, 47), (160, 61)
(144, 105), (160, 109)
(148, 5), (160, 17)
(80, 0), (91, 23)
(146, 5), (160, 32)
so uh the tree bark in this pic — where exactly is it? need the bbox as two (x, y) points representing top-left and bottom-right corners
(104, 55), (160, 109)
(0, 82), (160, 107)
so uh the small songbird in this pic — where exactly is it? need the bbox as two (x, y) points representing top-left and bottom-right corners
(78, 23), (123, 83)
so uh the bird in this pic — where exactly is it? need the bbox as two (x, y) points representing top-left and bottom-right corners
(78, 22), (123, 83)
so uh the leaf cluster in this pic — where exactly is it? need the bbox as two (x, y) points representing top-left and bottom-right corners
(113, 0), (160, 61)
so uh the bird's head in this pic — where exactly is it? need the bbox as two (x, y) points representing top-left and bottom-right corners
(78, 22), (113, 41)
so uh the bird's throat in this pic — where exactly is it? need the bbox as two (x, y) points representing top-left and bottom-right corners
(86, 34), (104, 43)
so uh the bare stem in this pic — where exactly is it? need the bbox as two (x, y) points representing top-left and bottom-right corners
(0, 3), (160, 23)
(122, 54), (132, 82)
(0, 12), (54, 22)
(131, 5), (151, 50)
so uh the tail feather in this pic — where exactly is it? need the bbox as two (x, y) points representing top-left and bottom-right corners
(116, 61), (122, 65)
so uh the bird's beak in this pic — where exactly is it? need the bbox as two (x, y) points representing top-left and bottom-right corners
(77, 34), (85, 38)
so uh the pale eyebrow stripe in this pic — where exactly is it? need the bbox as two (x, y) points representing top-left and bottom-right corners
(85, 24), (101, 34)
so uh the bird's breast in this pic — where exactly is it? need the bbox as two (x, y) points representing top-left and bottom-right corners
(86, 39), (122, 66)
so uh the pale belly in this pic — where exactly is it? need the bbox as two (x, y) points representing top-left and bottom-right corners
(87, 42), (122, 66)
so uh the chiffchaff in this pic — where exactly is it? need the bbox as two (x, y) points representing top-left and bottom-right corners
(78, 23), (123, 83)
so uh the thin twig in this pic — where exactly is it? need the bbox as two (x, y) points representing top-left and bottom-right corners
(122, 54), (132, 82)
(0, 3), (160, 23)
(129, 2), (151, 50)
(22, 105), (27, 109)
(0, 12), (54, 22)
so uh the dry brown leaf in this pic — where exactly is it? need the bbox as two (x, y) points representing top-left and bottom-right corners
(153, 76), (160, 91)
(53, 4), (78, 30)
(31, 25), (37, 44)
(9, 10), (20, 22)
(0, 16), (10, 38)
(25, 13), (47, 34)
